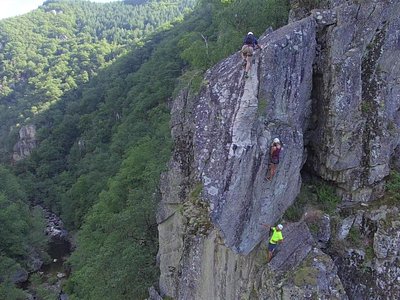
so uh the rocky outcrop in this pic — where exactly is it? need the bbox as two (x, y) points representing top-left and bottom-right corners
(11, 268), (29, 284)
(42, 207), (69, 240)
(258, 247), (347, 300)
(156, 13), (331, 298)
(12, 125), (37, 162)
(194, 12), (315, 256)
(307, 0), (400, 202)
(328, 204), (400, 299)
(26, 247), (44, 272)
(156, 0), (400, 299)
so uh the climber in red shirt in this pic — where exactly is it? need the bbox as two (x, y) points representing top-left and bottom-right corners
(266, 138), (282, 181)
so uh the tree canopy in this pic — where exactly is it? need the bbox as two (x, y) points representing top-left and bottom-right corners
(0, 0), (196, 160)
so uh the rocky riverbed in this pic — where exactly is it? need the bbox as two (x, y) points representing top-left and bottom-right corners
(22, 206), (72, 300)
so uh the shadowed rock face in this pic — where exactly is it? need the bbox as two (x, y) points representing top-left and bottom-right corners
(194, 16), (316, 255)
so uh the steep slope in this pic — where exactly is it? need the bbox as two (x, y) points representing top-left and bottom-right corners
(0, 166), (47, 299)
(0, 0), (196, 298)
(192, 15), (315, 255)
(156, 0), (400, 299)
(0, 0), (195, 160)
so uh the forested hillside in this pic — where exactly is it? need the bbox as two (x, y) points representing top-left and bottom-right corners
(0, 0), (194, 160)
(1, 0), (289, 298)
(0, 165), (47, 299)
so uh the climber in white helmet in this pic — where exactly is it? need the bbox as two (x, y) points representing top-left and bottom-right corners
(261, 223), (284, 262)
(240, 31), (262, 79)
(266, 138), (282, 181)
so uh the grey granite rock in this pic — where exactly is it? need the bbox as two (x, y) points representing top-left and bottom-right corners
(12, 125), (38, 162)
(308, 0), (400, 202)
(337, 215), (355, 240)
(194, 16), (316, 255)
(269, 222), (314, 271)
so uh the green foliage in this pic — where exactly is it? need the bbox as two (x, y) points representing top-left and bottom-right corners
(365, 245), (375, 261)
(182, 183), (212, 236)
(314, 182), (340, 214)
(284, 181), (340, 221)
(0, 166), (47, 259)
(257, 97), (268, 117)
(347, 226), (362, 246)
(66, 138), (170, 299)
(0, 279), (27, 300)
(178, 0), (289, 71)
(385, 170), (400, 204)
(0, 165), (47, 296)
(27, 273), (58, 300)
(292, 0), (323, 11)
(190, 182), (203, 200)
(174, 69), (205, 96)
(0, 0), (196, 160)
(283, 184), (315, 221)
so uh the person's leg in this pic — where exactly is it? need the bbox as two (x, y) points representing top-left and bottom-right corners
(270, 163), (277, 179)
(241, 52), (246, 63)
(245, 47), (254, 73)
(241, 45), (247, 66)
(268, 243), (276, 262)
(245, 55), (251, 73)
(266, 163), (274, 180)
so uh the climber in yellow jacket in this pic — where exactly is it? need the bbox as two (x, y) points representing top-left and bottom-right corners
(262, 223), (284, 262)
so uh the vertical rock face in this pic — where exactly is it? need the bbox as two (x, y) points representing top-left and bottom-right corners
(308, 0), (400, 202)
(158, 16), (319, 299)
(157, 0), (400, 299)
(194, 16), (315, 255)
(12, 125), (38, 162)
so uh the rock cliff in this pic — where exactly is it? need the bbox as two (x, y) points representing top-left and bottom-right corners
(12, 125), (38, 162)
(155, 0), (400, 299)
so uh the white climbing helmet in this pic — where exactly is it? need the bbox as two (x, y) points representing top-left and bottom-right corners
(247, 31), (253, 35)
(273, 138), (280, 144)
(277, 224), (283, 230)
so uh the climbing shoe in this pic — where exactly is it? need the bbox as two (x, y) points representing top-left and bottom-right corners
(244, 72), (249, 79)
